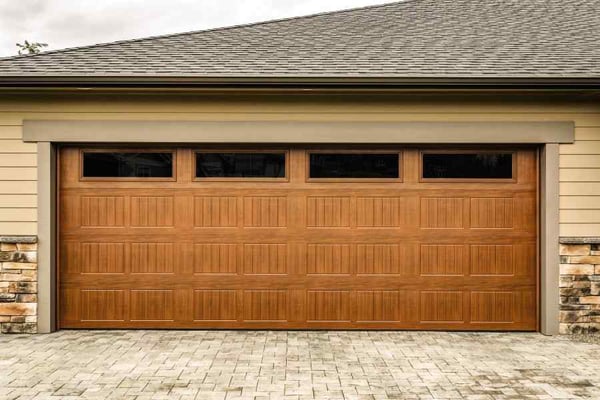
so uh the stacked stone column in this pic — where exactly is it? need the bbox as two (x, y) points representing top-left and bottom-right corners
(0, 237), (37, 333)
(560, 241), (600, 334)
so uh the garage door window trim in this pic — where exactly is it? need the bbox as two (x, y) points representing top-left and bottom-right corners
(193, 149), (289, 182)
(306, 150), (403, 182)
(79, 148), (177, 181)
(419, 149), (518, 183)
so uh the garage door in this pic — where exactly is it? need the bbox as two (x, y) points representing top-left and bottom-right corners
(59, 146), (538, 330)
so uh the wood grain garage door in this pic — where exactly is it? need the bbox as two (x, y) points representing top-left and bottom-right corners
(59, 146), (538, 330)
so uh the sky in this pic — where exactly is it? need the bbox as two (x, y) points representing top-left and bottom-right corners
(0, 0), (390, 57)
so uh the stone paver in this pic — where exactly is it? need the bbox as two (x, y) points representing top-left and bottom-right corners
(0, 331), (599, 399)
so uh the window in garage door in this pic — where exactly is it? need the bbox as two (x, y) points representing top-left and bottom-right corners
(58, 146), (538, 331)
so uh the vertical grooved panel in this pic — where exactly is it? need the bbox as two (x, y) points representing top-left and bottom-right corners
(243, 290), (287, 321)
(307, 197), (350, 227)
(470, 245), (514, 275)
(80, 196), (125, 227)
(356, 197), (418, 227)
(194, 244), (237, 274)
(194, 196), (237, 227)
(80, 290), (125, 321)
(193, 290), (238, 321)
(471, 291), (514, 323)
(420, 198), (464, 228)
(130, 290), (174, 321)
(131, 243), (175, 273)
(243, 197), (287, 227)
(307, 291), (350, 321)
(471, 198), (514, 228)
(420, 245), (466, 275)
(420, 291), (464, 322)
(131, 196), (174, 227)
(80, 243), (125, 274)
(243, 244), (287, 274)
(356, 291), (400, 322)
(307, 244), (352, 274)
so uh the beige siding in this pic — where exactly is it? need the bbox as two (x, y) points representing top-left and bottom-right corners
(0, 93), (599, 237)
(0, 124), (37, 234)
(559, 125), (600, 236)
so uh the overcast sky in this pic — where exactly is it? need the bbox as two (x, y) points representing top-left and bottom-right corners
(0, 0), (390, 57)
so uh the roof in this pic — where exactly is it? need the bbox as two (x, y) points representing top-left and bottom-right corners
(1, 0), (600, 85)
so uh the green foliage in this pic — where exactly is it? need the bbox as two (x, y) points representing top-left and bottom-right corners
(16, 40), (48, 55)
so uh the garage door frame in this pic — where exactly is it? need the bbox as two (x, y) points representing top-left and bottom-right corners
(29, 120), (573, 334)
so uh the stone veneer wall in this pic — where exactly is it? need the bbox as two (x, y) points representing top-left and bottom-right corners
(560, 239), (600, 334)
(0, 236), (37, 333)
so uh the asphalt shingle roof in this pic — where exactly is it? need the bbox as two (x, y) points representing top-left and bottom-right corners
(1, 0), (599, 79)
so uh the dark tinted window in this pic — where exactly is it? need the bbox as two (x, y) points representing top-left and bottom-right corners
(309, 153), (399, 179)
(422, 153), (513, 179)
(83, 152), (173, 178)
(196, 152), (285, 178)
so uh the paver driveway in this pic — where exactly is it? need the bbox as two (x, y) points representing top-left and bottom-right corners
(0, 331), (599, 400)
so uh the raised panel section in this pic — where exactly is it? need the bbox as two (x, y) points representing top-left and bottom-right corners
(243, 196), (287, 227)
(420, 198), (464, 228)
(194, 244), (237, 274)
(470, 245), (514, 275)
(470, 198), (514, 228)
(243, 290), (288, 321)
(80, 290), (125, 321)
(470, 291), (514, 323)
(307, 244), (352, 274)
(356, 244), (418, 275)
(420, 245), (466, 276)
(80, 243), (125, 274)
(130, 290), (174, 321)
(356, 197), (418, 227)
(193, 290), (237, 321)
(356, 291), (400, 322)
(130, 196), (174, 227)
(80, 196), (125, 227)
(420, 291), (464, 322)
(194, 196), (237, 227)
(307, 196), (351, 227)
(307, 291), (350, 322)
(131, 243), (175, 274)
(243, 244), (287, 275)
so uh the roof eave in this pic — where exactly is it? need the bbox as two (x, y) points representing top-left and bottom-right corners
(1, 76), (600, 90)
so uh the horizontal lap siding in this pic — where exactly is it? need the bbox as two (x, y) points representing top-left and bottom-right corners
(0, 96), (599, 237)
(560, 126), (600, 236)
(0, 124), (37, 234)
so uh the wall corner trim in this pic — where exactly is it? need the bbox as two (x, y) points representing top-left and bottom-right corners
(37, 142), (57, 334)
(540, 143), (560, 335)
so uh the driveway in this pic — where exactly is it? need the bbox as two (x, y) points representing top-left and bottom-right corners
(0, 331), (598, 400)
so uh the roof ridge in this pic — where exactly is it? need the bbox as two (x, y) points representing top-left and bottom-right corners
(0, 0), (406, 61)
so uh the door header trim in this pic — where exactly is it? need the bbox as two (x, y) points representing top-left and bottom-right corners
(24, 120), (574, 144)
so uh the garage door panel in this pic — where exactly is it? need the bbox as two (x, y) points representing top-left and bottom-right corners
(130, 242), (176, 274)
(193, 289), (238, 321)
(243, 196), (288, 227)
(355, 196), (419, 227)
(420, 244), (468, 276)
(242, 290), (289, 322)
(60, 146), (538, 330)
(130, 196), (175, 227)
(420, 291), (466, 323)
(356, 244), (418, 275)
(420, 197), (466, 229)
(129, 290), (175, 321)
(80, 289), (126, 322)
